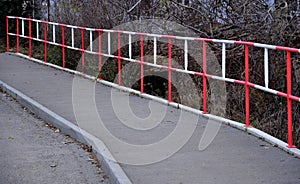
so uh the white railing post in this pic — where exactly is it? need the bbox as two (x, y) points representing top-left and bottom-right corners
(184, 39), (188, 71)
(222, 43), (226, 78)
(264, 48), (269, 88)
(108, 32), (111, 55)
(36, 21), (39, 39)
(154, 37), (157, 65)
(71, 28), (74, 48)
(52, 24), (55, 43)
(21, 19), (24, 36)
(90, 30), (93, 51)
(129, 34), (132, 59)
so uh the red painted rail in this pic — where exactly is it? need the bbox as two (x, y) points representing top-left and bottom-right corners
(6, 16), (300, 148)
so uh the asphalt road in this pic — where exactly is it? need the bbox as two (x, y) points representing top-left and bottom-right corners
(0, 91), (110, 184)
(1, 53), (300, 184)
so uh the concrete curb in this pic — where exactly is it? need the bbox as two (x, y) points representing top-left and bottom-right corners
(10, 52), (300, 159)
(0, 80), (132, 184)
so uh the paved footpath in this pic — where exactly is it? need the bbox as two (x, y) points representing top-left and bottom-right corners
(0, 53), (300, 184)
(0, 88), (110, 183)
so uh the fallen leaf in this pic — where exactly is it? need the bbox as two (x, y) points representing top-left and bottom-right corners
(81, 144), (93, 152)
(8, 136), (14, 140)
(260, 144), (269, 149)
(88, 157), (95, 161)
(50, 164), (57, 168)
(54, 129), (60, 133)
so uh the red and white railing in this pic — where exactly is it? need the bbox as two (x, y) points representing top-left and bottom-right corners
(6, 16), (300, 148)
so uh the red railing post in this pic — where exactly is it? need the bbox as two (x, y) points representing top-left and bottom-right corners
(81, 28), (85, 73)
(43, 22), (47, 63)
(245, 45), (250, 127)
(286, 51), (296, 148)
(98, 30), (102, 79)
(28, 19), (32, 58)
(140, 35), (144, 93)
(6, 16), (9, 52)
(16, 18), (19, 53)
(202, 41), (207, 113)
(168, 38), (172, 102)
(118, 32), (122, 86)
(61, 25), (65, 68)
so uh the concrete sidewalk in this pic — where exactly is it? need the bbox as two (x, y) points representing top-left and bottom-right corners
(0, 53), (300, 184)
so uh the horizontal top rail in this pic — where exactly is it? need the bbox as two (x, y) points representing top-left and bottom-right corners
(6, 16), (300, 53)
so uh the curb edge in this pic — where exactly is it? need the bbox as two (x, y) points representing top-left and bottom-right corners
(0, 79), (132, 184)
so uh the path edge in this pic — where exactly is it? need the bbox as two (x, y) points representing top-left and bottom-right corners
(0, 79), (132, 184)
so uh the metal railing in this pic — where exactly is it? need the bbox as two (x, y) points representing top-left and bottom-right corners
(6, 16), (300, 148)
